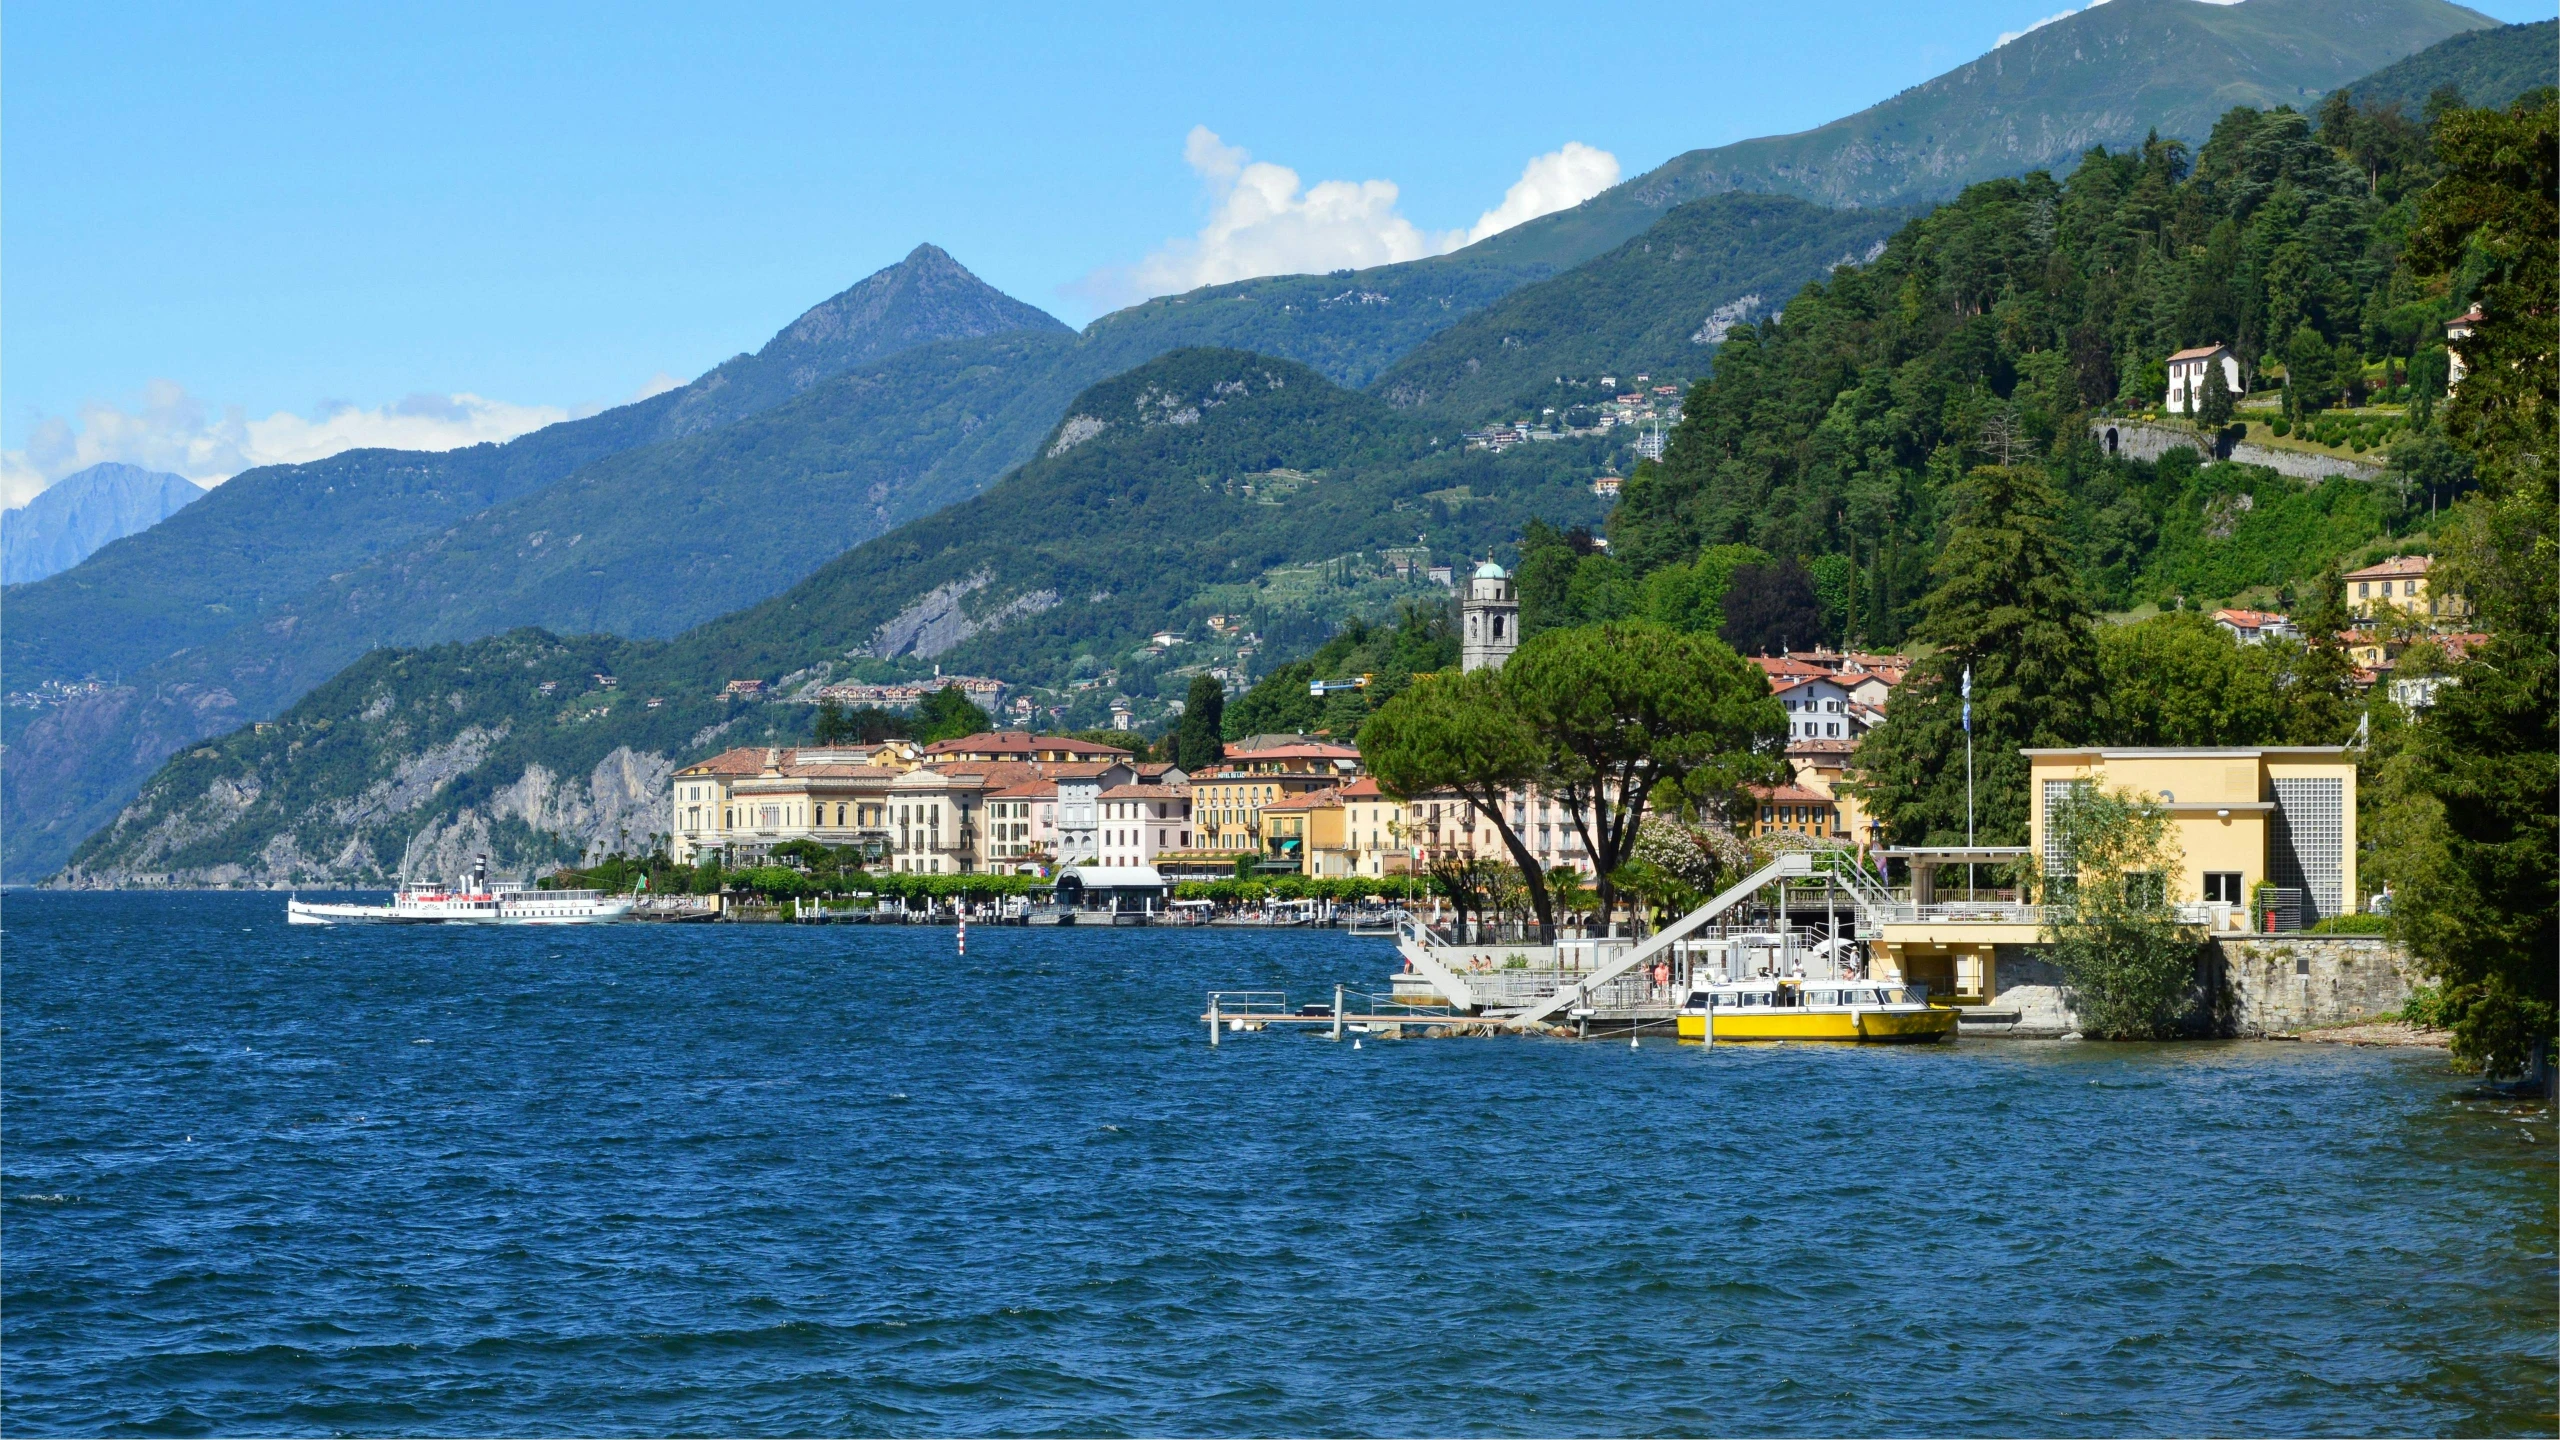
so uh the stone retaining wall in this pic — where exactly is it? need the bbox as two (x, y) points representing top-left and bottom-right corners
(2208, 935), (2421, 1036)
(2093, 419), (2382, 482)
(1962, 936), (2419, 1038)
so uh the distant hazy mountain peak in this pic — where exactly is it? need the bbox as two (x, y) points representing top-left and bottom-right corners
(2, 463), (205, 586)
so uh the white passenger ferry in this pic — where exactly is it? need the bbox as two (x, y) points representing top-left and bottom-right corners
(286, 856), (635, 926)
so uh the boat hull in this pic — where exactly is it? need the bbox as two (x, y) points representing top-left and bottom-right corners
(1675, 1007), (1957, 1043)
(286, 898), (636, 926)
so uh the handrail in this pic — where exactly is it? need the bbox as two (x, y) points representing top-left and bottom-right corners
(1504, 852), (1815, 1029)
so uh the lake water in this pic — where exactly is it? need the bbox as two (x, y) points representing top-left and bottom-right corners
(4, 891), (2552, 1436)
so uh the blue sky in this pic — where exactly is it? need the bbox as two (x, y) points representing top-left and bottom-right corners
(5, 0), (2546, 500)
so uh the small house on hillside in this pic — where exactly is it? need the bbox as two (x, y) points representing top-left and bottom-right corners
(2213, 608), (2295, 645)
(2445, 304), (2481, 392)
(2165, 344), (2242, 415)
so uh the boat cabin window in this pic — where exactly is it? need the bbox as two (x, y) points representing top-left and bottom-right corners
(1809, 989), (1838, 1006)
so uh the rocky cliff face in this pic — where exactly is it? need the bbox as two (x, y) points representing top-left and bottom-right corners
(56, 743), (677, 890)
(2, 463), (204, 585)
(46, 633), (729, 889)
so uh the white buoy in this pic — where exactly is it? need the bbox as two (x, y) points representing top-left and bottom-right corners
(1353, 1039), (1363, 1050)
(1631, 1036), (1640, 1050)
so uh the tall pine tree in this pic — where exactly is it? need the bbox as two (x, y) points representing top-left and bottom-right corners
(1855, 464), (2101, 844)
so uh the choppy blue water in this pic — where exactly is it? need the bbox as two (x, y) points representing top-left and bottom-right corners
(3, 891), (2552, 1436)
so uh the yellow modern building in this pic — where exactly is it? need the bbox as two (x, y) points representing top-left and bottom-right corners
(1868, 746), (2358, 1005)
(2026, 746), (2357, 923)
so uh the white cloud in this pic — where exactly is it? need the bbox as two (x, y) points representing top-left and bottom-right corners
(1465, 142), (1621, 246)
(1, 382), (580, 508)
(1997, 0), (2109, 47)
(1080, 129), (1619, 308)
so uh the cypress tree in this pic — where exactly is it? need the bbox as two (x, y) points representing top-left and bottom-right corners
(1173, 674), (1226, 771)
(1855, 464), (2102, 844)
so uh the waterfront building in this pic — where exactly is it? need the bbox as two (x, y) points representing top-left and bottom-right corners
(1338, 777), (1412, 878)
(1048, 760), (1140, 867)
(669, 743), (918, 864)
(1192, 736), (1362, 852)
(1866, 746), (2361, 1005)
(984, 779), (1057, 872)
(1096, 783), (1194, 868)
(1258, 788), (1345, 873)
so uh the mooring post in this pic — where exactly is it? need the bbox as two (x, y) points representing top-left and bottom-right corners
(1333, 984), (1344, 1042)
(1209, 994), (1221, 1047)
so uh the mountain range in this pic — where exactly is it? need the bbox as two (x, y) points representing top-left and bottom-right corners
(2, 463), (204, 585)
(20, 0), (2526, 885)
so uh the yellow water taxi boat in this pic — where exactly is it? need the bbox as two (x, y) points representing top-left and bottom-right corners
(1675, 977), (1957, 1043)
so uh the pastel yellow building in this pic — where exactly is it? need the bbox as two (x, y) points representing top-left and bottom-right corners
(1869, 746), (2359, 1005)
(2028, 747), (2356, 920)
(2344, 554), (2459, 620)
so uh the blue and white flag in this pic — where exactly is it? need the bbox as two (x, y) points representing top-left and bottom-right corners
(1961, 665), (1972, 734)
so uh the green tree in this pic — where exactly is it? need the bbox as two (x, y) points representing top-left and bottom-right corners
(912, 684), (991, 743)
(2377, 90), (2559, 1078)
(1358, 667), (1556, 943)
(2039, 786), (2210, 1039)
(1856, 464), (2102, 843)
(2097, 612), (2285, 745)
(1499, 621), (1786, 932)
(1173, 674), (1226, 771)
(2199, 360), (2236, 428)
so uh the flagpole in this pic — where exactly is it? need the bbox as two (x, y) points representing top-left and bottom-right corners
(1963, 664), (1975, 903)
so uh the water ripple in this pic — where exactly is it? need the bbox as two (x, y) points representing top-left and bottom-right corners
(2, 891), (2551, 1436)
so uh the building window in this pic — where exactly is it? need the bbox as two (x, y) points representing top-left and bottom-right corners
(2203, 872), (2243, 904)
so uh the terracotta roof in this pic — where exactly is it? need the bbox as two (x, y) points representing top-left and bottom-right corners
(1771, 674), (1847, 697)
(1100, 783), (1190, 800)
(1338, 776), (1388, 798)
(1261, 787), (1343, 813)
(1750, 655), (1829, 683)
(988, 779), (1057, 799)
(2214, 608), (2289, 627)
(677, 745), (791, 777)
(2167, 344), (2229, 361)
(920, 730), (1132, 758)
(1221, 736), (1361, 760)
(2343, 554), (2432, 581)
(1750, 784), (1835, 803)
(1787, 738), (1858, 759)
(1043, 761), (1127, 779)
(2450, 303), (2483, 325)
(928, 760), (1046, 787)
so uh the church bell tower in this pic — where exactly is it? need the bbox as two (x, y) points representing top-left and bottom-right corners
(1461, 559), (1519, 672)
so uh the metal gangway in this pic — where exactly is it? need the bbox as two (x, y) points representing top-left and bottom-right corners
(1393, 849), (1908, 1027)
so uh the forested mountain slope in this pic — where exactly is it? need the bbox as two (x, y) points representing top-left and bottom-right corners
(2341, 18), (2557, 115)
(1458, 0), (2492, 272)
(1600, 96), (2484, 640)
(1371, 194), (1904, 421)
(61, 349), (1612, 887)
